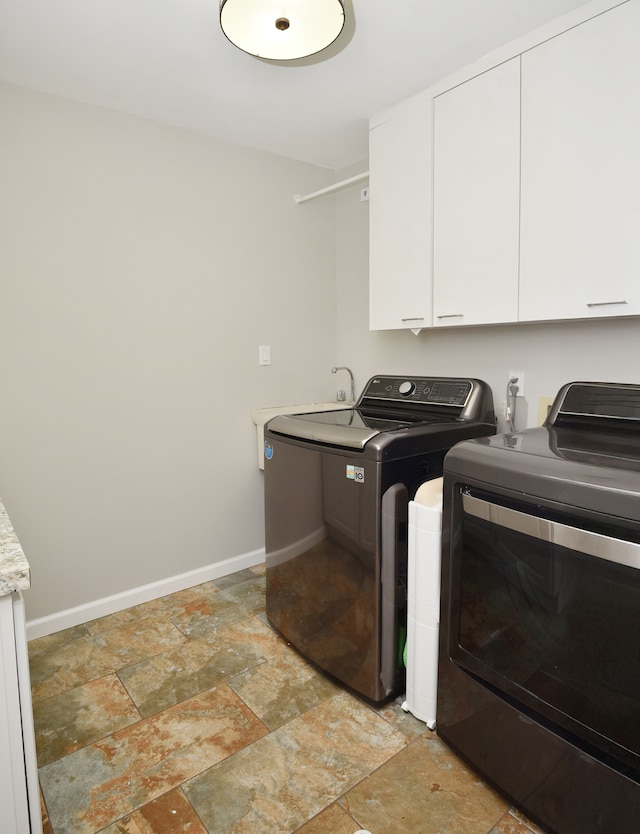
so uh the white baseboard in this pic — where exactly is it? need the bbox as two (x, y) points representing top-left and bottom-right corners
(26, 547), (266, 641)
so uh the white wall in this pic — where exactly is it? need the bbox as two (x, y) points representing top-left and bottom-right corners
(7, 78), (640, 630)
(0, 83), (339, 625)
(336, 173), (640, 432)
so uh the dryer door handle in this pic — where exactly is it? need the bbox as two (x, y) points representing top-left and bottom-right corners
(463, 493), (640, 572)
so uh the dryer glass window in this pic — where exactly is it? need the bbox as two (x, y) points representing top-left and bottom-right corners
(448, 487), (640, 776)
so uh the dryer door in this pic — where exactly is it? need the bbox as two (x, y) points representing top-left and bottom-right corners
(450, 486), (640, 776)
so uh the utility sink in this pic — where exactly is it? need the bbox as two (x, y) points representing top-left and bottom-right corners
(251, 402), (351, 469)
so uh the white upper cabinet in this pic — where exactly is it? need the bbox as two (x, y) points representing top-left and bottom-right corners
(519, 0), (640, 322)
(368, 0), (640, 331)
(369, 93), (432, 331)
(433, 58), (521, 327)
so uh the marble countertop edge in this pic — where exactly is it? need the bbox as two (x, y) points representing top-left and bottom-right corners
(0, 499), (31, 595)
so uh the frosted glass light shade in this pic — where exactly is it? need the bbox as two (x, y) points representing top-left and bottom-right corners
(220, 0), (345, 61)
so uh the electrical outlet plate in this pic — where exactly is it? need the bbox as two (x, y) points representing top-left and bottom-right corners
(508, 370), (524, 397)
(360, 187), (369, 202)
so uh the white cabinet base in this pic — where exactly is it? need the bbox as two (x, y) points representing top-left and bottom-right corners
(0, 593), (42, 834)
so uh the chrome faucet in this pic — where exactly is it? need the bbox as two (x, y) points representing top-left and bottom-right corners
(331, 366), (355, 404)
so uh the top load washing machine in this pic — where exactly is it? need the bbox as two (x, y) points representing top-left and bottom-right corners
(263, 375), (496, 703)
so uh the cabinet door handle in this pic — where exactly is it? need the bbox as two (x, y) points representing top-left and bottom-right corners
(401, 317), (425, 322)
(437, 313), (464, 319)
(586, 300), (627, 308)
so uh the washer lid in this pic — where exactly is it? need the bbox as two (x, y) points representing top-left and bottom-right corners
(266, 408), (405, 449)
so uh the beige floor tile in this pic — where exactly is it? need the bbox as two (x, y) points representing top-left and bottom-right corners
(375, 698), (431, 742)
(85, 598), (168, 636)
(28, 623), (89, 658)
(339, 734), (510, 834)
(30, 615), (186, 702)
(100, 787), (208, 834)
(169, 576), (265, 639)
(223, 575), (265, 603)
(184, 691), (407, 833)
(489, 809), (547, 834)
(213, 568), (258, 590)
(34, 673), (140, 766)
(294, 801), (361, 834)
(39, 683), (268, 834)
(161, 581), (220, 611)
(40, 787), (54, 834)
(227, 647), (340, 730)
(118, 615), (287, 717)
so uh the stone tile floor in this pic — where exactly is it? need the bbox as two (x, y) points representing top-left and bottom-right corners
(30, 565), (545, 834)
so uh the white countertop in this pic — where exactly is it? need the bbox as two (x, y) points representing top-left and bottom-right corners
(0, 500), (31, 596)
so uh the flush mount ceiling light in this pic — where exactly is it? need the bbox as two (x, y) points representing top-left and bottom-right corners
(220, 0), (345, 61)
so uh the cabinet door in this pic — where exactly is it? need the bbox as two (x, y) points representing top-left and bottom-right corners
(0, 595), (31, 834)
(369, 94), (432, 331)
(433, 57), (520, 327)
(520, 1), (640, 322)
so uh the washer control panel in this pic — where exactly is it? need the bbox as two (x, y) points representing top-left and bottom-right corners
(361, 376), (473, 407)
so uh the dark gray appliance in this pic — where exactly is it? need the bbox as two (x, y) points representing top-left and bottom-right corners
(264, 375), (495, 703)
(438, 381), (640, 834)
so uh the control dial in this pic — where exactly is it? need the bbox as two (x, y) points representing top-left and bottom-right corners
(398, 380), (416, 396)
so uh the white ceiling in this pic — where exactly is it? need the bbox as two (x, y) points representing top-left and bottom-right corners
(0, 0), (591, 170)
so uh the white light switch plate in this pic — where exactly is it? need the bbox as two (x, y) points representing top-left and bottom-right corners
(259, 345), (271, 366)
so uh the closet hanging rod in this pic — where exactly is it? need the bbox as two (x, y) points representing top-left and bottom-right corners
(294, 171), (369, 204)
